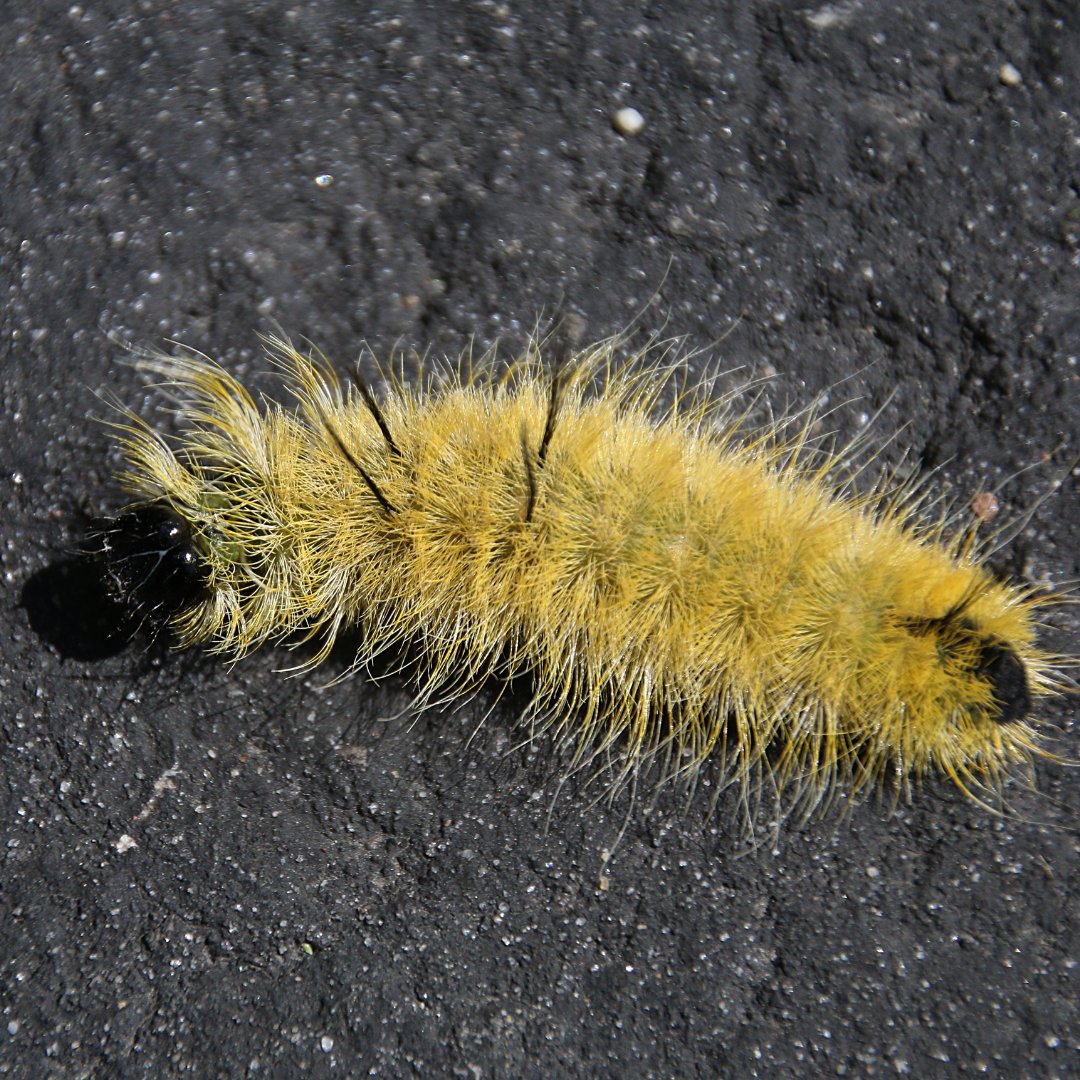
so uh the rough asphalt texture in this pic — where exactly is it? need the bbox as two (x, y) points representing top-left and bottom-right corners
(2, 3), (1077, 1077)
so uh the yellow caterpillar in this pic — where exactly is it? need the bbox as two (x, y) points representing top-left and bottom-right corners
(97, 332), (1069, 822)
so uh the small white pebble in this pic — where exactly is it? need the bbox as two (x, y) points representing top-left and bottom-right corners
(320, 1035), (334, 1052)
(115, 834), (138, 854)
(314, 174), (334, 188)
(998, 62), (1022, 87)
(612, 107), (645, 137)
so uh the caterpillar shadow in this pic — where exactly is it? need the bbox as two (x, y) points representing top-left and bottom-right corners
(21, 555), (144, 662)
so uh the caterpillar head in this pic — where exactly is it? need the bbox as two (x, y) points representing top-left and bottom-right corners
(97, 501), (211, 620)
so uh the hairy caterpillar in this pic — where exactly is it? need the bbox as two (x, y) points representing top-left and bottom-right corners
(96, 331), (1069, 823)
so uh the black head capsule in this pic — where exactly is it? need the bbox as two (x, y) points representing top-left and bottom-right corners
(97, 502), (210, 616)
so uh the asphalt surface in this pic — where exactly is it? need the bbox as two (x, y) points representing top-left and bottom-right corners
(2, 3), (1077, 1077)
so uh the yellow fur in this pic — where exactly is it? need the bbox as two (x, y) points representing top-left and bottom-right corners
(108, 333), (1067, 820)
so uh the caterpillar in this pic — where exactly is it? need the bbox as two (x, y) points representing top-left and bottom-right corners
(95, 331), (1070, 824)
